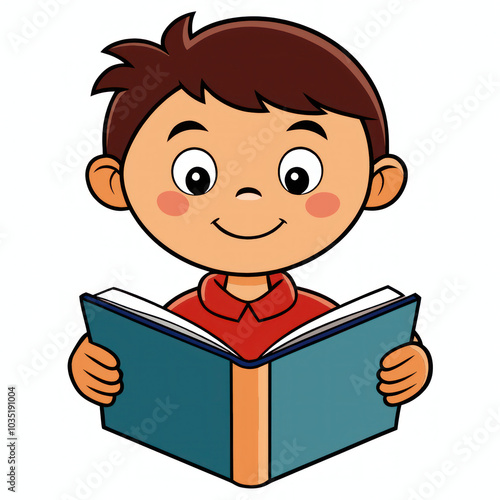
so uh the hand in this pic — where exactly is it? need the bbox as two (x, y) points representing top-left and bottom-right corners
(68, 335), (123, 406)
(377, 339), (432, 406)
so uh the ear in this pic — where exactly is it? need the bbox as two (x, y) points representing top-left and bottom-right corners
(365, 154), (407, 210)
(86, 155), (128, 210)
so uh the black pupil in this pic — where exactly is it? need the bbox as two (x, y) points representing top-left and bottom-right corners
(186, 167), (211, 195)
(284, 167), (309, 194)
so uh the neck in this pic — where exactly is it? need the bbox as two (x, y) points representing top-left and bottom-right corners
(225, 274), (269, 301)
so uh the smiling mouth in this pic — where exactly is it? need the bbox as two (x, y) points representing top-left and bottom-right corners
(211, 218), (287, 240)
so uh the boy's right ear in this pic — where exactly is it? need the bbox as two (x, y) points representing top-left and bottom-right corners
(86, 156), (128, 210)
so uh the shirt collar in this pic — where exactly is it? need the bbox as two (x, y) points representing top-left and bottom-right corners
(199, 273), (296, 322)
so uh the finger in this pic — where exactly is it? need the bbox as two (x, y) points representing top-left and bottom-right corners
(378, 358), (421, 382)
(82, 337), (120, 369)
(384, 383), (422, 405)
(378, 373), (419, 395)
(79, 370), (122, 395)
(381, 346), (416, 369)
(79, 384), (116, 406)
(80, 355), (122, 383)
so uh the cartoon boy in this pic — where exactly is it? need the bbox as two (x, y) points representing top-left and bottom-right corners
(69, 14), (431, 409)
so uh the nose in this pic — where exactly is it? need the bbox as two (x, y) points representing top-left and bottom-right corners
(235, 187), (262, 200)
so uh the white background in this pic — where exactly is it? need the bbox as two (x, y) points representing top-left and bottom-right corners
(2, 0), (499, 498)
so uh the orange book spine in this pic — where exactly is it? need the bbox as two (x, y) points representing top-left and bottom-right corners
(231, 363), (269, 486)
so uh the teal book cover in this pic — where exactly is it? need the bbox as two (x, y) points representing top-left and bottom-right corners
(82, 287), (419, 486)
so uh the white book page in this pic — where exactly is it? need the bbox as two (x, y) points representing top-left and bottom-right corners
(263, 287), (402, 355)
(96, 288), (238, 356)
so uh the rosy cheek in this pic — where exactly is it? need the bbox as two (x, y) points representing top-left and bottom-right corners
(305, 192), (340, 218)
(157, 191), (189, 216)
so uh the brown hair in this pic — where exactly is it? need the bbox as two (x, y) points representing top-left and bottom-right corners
(93, 12), (388, 162)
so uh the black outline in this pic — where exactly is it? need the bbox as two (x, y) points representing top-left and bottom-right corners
(235, 187), (262, 198)
(83, 288), (414, 487)
(75, 11), (426, 485)
(164, 286), (198, 309)
(375, 296), (433, 407)
(278, 147), (324, 195)
(171, 147), (218, 196)
(81, 291), (419, 369)
(93, 286), (239, 355)
(85, 154), (128, 212)
(186, 273), (299, 323)
(378, 370), (417, 385)
(365, 154), (409, 211)
(94, 359), (402, 489)
(67, 334), (124, 408)
(287, 120), (328, 140)
(376, 342), (433, 407)
(98, 391), (400, 488)
(87, 11), (408, 277)
(211, 218), (286, 240)
(83, 369), (121, 387)
(167, 120), (208, 141)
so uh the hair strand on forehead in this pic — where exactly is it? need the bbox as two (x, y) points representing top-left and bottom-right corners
(92, 12), (388, 163)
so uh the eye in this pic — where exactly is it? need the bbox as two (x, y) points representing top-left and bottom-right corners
(172, 148), (217, 196)
(278, 148), (323, 195)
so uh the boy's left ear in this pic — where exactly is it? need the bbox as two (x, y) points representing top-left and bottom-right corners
(365, 155), (408, 210)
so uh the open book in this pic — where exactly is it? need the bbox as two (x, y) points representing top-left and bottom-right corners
(81, 285), (420, 486)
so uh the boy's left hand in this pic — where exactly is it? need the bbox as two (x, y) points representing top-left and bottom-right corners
(377, 338), (432, 406)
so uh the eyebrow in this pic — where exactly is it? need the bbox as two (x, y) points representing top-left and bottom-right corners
(167, 120), (208, 141)
(287, 120), (327, 140)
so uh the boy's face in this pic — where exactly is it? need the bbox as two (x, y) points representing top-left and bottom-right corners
(121, 90), (371, 274)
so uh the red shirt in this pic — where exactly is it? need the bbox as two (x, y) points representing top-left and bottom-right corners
(166, 273), (336, 360)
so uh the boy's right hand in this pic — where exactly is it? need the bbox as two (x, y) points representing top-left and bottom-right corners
(68, 335), (123, 406)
